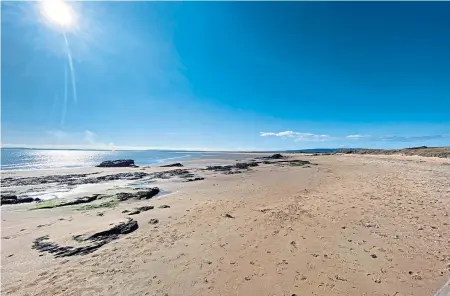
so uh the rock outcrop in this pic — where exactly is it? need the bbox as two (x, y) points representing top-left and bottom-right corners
(117, 188), (160, 201)
(96, 159), (136, 168)
(32, 219), (139, 257)
(259, 153), (284, 160)
(2, 169), (204, 187)
(205, 161), (259, 174)
(160, 163), (184, 167)
(1, 195), (40, 206)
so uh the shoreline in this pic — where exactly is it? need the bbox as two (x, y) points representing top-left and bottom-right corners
(1, 152), (270, 172)
(1, 153), (449, 295)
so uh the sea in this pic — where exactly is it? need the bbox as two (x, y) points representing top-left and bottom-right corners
(0, 148), (264, 171)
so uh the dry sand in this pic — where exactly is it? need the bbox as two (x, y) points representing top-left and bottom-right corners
(1, 154), (449, 296)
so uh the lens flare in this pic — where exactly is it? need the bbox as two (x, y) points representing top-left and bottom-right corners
(41, 0), (74, 28)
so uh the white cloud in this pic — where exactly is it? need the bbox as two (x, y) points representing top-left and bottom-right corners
(260, 132), (277, 137)
(277, 131), (296, 137)
(260, 131), (332, 142)
(346, 134), (371, 140)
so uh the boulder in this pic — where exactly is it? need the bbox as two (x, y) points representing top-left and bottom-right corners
(1, 195), (18, 205)
(136, 188), (160, 199)
(96, 159), (135, 168)
(116, 188), (160, 201)
(17, 197), (35, 203)
(1, 195), (40, 206)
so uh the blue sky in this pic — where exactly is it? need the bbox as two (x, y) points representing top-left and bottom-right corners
(2, 1), (449, 150)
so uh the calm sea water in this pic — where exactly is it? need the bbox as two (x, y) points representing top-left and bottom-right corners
(1, 148), (260, 171)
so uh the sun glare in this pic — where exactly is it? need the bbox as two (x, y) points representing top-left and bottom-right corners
(41, 0), (74, 28)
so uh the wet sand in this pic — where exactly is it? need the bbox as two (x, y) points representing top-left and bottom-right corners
(1, 154), (449, 296)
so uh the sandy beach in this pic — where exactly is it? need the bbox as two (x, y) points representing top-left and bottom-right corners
(1, 154), (449, 296)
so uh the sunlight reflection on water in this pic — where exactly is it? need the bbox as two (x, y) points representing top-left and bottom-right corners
(1, 148), (262, 171)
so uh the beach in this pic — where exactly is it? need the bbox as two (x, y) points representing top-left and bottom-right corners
(1, 153), (449, 296)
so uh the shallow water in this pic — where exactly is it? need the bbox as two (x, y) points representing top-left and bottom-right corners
(1, 148), (261, 171)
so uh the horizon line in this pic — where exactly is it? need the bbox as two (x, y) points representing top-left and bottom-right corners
(1, 145), (445, 152)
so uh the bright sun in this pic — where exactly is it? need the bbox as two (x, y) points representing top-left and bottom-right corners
(41, 0), (74, 28)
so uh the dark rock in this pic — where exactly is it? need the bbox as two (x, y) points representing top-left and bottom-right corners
(1, 195), (18, 205)
(137, 206), (154, 212)
(116, 188), (159, 201)
(160, 163), (184, 167)
(87, 219), (138, 242)
(159, 205), (170, 209)
(235, 162), (259, 169)
(32, 219), (138, 257)
(121, 210), (130, 213)
(2, 169), (203, 188)
(206, 165), (233, 172)
(32, 236), (105, 257)
(116, 192), (134, 201)
(2, 173), (96, 187)
(136, 188), (160, 199)
(149, 218), (159, 224)
(1, 195), (41, 206)
(224, 214), (234, 218)
(96, 159), (135, 168)
(255, 153), (286, 160)
(205, 162), (259, 175)
(18, 197), (35, 203)
(183, 177), (205, 182)
(1, 195), (18, 201)
(116, 192), (135, 201)
(127, 210), (141, 216)
(127, 205), (154, 215)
